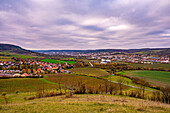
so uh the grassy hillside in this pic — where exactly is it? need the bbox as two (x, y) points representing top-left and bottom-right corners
(0, 94), (169, 113)
(119, 71), (170, 86)
(69, 68), (110, 77)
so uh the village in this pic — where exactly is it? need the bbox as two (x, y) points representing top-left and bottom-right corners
(94, 54), (170, 64)
(0, 59), (72, 78)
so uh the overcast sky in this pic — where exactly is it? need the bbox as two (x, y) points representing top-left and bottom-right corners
(0, 0), (170, 50)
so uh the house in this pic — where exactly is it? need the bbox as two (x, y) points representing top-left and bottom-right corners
(13, 73), (21, 77)
(21, 73), (29, 77)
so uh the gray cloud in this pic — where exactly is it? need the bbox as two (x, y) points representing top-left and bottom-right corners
(0, 0), (170, 50)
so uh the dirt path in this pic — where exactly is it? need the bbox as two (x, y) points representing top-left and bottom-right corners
(107, 80), (155, 92)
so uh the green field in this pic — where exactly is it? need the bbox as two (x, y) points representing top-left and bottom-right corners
(0, 78), (57, 93)
(69, 68), (110, 77)
(41, 59), (76, 64)
(129, 63), (170, 70)
(119, 70), (170, 86)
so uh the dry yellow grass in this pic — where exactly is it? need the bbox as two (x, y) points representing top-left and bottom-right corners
(0, 94), (170, 113)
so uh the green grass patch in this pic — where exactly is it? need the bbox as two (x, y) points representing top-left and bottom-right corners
(41, 59), (76, 64)
(39, 78), (58, 85)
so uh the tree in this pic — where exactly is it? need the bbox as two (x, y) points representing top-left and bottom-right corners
(160, 86), (170, 104)
(57, 75), (63, 94)
(116, 77), (126, 95)
(109, 84), (115, 95)
(138, 79), (150, 98)
(104, 80), (108, 94)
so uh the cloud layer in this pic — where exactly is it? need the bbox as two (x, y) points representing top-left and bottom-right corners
(0, 0), (170, 50)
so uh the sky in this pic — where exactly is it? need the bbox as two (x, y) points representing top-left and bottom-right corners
(0, 0), (170, 50)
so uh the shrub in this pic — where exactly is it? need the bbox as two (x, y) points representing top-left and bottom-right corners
(15, 90), (19, 94)
(1, 92), (8, 104)
(36, 91), (44, 98)
(24, 96), (36, 100)
(1, 92), (7, 96)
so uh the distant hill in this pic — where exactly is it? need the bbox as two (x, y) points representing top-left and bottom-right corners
(0, 44), (45, 57)
(1, 43), (169, 57)
(33, 48), (170, 56)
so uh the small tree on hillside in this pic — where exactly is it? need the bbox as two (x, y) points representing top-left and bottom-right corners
(109, 84), (115, 95)
(104, 80), (108, 94)
(116, 77), (126, 95)
(57, 75), (63, 94)
(138, 79), (150, 98)
(1, 92), (8, 104)
(160, 86), (170, 104)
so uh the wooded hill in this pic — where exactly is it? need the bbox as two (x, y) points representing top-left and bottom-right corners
(0, 44), (46, 57)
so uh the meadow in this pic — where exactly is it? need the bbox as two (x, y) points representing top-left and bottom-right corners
(119, 70), (170, 86)
(129, 63), (170, 70)
(41, 59), (76, 64)
(69, 68), (110, 77)
(0, 94), (169, 113)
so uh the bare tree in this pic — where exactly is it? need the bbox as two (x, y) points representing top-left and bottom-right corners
(160, 86), (170, 104)
(104, 80), (108, 94)
(64, 77), (68, 94)
(116, 77), (125, 95)
(138, 78), (150, 98)
(57, 75), (63, 94)
(109, 84), (115, 94)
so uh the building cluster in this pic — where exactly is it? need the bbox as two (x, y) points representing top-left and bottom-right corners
(0, 59), (72, 78)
